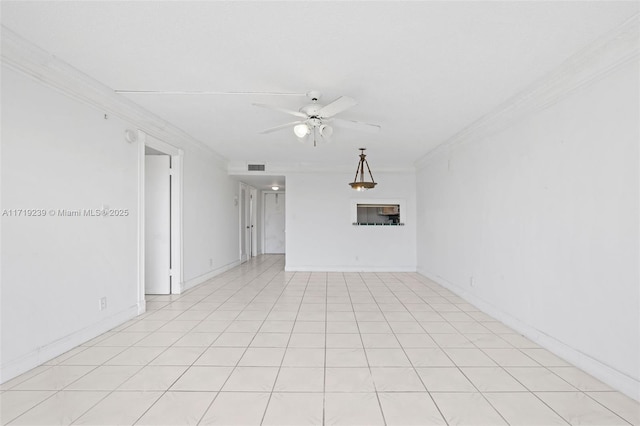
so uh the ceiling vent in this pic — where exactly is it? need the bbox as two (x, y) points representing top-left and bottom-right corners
(247, 164), (266, 172)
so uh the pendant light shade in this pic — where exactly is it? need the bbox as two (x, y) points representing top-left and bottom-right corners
(349, 148), (377, 191)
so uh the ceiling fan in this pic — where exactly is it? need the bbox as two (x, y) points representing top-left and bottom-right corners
(254, 91), (381, 146)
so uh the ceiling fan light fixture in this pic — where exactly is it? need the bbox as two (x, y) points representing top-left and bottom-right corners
(349, 148), (377, 191)
(255, 91), (380, 143)
(293, 123), (310, 138)
(319, 124), (333, 139)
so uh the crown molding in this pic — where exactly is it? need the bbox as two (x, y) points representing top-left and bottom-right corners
(0, 25), (228, 169)
(415, 13), (640, 169)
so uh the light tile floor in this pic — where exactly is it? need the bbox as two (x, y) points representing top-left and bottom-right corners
(2, 255), (639, 425)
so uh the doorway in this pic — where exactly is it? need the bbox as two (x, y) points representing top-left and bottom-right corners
(137, 131), (183, 313)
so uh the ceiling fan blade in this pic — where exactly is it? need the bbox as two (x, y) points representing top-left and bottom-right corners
(259, 121), (306, 134)
(317, 96), (357, 118)
(253, 103), (307, 118)
(333, 118), (381, 133)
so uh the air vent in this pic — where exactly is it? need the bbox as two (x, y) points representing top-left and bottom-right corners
(247, 164), (266, 171)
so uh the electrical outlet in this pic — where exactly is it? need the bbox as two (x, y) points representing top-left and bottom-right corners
(99, 297), (107, 311)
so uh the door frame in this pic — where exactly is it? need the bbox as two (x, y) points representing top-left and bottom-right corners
(137, 130), (184, 314)
(239, 182), (248, 263)
(250, 187), (258, 257)
(239, 182), (257, 263)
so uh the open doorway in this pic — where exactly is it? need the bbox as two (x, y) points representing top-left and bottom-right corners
(137, 131), (183, 313)
(229, 174), (285, 263)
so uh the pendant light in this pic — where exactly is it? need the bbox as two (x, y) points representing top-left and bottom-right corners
(349, 148), (377, 191)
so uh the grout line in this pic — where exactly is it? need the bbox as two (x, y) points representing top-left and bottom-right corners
(128, 255), (285, 425)
(361, 272), (449, 426)
(194, 257), (292, 425)
(343, 272), (388, 426)
(322, 272), (328, 425)
(384, 271), (513, 423)
(258, 270), (312, 426)
(386, 271), (580, 426)
(6, 260), (636, 426)
(393, 272), (629, 425)
(582, 392), (635, 425)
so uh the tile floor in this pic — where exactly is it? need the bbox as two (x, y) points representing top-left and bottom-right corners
(1, 255), (639, 425)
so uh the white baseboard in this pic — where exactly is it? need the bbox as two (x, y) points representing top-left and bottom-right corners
(417, 268), (640, 401)
(182, 259), (241, 292)
(285, 265), (417, 272)
(137, 299), (146, 315)
(0, 305), (139, 384)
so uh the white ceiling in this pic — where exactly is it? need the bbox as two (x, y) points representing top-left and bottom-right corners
(2, 1), (637, 169)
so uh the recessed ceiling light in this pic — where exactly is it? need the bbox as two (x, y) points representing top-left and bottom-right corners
(271, 186), (279, 191)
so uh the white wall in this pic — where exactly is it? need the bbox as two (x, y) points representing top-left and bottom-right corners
(263, 191), (286, 254)
(416, 61), (639, 398)
(1, 66), (139, 381)
(180, 145), (240, 288)
(0, 65), (240, 382)
(286, 171), (416, 271)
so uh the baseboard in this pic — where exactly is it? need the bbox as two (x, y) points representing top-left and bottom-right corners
(182, 259), (241, 292)
(137, 299), (146, 315)
(0, 304), (139, 384)
(285, 265), (417, 272)
(417, 268), (640, 401)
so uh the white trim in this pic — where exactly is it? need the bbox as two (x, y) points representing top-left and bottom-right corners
(170, 150), (184, 294)
(0, 305), (138, 383)
(136, 130), (146, 314)
(145, 135), (181, 156)
(250, 187), (258, 258)
(239, 182), (248, 263)
(415, 13), (640, 169)
(417, 268), (640, 401)
(182, 260), (242, 292)
(237, 183), (256, 262)
(136, 300), (146, 316)
(285, 266), (416, 272)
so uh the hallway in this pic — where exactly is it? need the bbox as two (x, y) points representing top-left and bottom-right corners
(1, 255), (637, 425)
